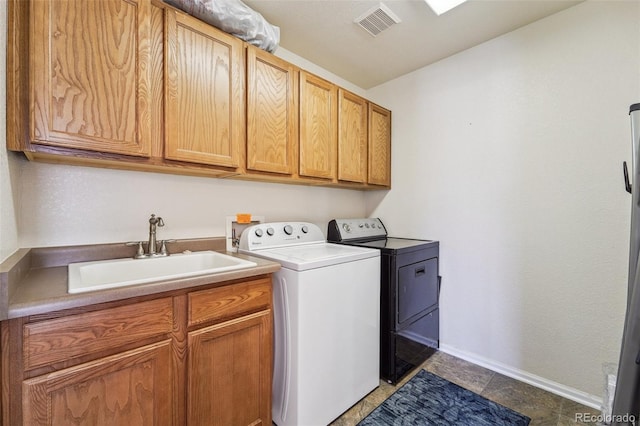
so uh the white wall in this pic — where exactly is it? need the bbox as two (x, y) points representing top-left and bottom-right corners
(0, 1), (19, 262)
(17, 165), (365, 247)
(366, 0), (639, 404)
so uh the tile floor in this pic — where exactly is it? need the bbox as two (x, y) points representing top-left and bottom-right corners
(330, 351), (602, 426)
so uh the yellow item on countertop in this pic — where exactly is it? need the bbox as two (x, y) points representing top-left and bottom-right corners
(236, 213), (252, 224)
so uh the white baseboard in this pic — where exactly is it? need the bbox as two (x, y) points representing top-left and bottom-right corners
(438, 344), (602, 411)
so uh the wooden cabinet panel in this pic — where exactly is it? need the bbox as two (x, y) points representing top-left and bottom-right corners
(3, 270), (274, 425)
(188, 310), (272, 426)
(299, 71), (337, 180)
(165, 11), (245, 168)
(23, 298), (173, 370)
(30, 0), (152, 156)
(188, 277), (271, 327)
(247, 45), (298, 175)
(337, 89), (368, 183)
(10, 0), (391, 189)
(23, 340), (173, 426)
(368, 103), (392, 187)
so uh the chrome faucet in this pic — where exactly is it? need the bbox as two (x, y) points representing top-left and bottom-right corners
(147, 214), (164, 256)
(127, 214), (174, 258)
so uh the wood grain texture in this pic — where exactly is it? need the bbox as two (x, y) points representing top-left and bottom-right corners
(187, 310), (272, 426)
(6, 318), (25, 425)
(0, 322), (4, 426)
(30, 0), (152, 156)
(150, 1), (165, 158)
(247, 45), (298, 175)
(6, 0), (30, 151)
(8, 0), (392, 189)
(299, 71), (337, 180)
(23, 340), (173, 426)
(164, 10), (244, 168)
(23, 298), (173, 370)
(188, 277), (271, 327)
(4, 275), (274, 424)
(171, 295), (188, 425)
(337, 89), (368, 183)
(26, 148), (240, 179)
(368, 103), (392, 187)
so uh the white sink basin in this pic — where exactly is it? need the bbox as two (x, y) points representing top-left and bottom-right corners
(68, 251), (257, 294)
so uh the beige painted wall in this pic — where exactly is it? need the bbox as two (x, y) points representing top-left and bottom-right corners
(0, 1), (19, 262)
(366, 0), (639, 406)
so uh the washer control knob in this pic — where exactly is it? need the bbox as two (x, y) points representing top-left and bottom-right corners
(359, 223), (364, 228)
(301, 225), (309, 234)
(266, 227), (274, 236)
(255, 229), (264, 237)
(284, 225), (293, 235)
(342, 223), (351, 233)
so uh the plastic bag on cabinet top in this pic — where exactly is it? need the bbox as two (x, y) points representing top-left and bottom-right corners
(164, 0), (280, 53)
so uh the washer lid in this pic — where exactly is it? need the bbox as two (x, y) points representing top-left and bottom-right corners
(243, 242), (379, 271)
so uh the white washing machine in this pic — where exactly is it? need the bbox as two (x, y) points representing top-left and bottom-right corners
(239, 222), (380, 426)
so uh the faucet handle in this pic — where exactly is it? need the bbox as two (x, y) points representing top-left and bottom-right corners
(126, 241), (146, 259)
(159, 239), (176, 256)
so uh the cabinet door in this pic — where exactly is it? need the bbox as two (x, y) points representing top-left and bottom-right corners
(23, 340), (173, 425)
(188, 310), (272, 426)
(337, 89), (368, 183)
(368, 103), (392, 187)
(164, 11), (245, 168)
(30, 0), (152, 156)
(299, 72), (337, 180)
(247, 46), (298, 175)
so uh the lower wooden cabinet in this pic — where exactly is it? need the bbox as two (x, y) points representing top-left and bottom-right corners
(188, 310), (272, 426)
(23, 340), (173, 425)
(2, 275), (273, 426)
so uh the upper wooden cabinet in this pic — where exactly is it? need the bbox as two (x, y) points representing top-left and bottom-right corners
(164, 10), (245, 168)
(30, 0), (152, 157)
(337, 89), (368, 184)
(299, 72), (337, 180)
(9, 0), (390, 189)
(246, 45), (299, 175)
(368, 103), (392, 187)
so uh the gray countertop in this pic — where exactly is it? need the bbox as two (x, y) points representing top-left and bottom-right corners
(0, 237), (281, 320)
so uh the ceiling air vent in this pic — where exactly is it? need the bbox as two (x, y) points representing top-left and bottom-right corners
(354, 3), (402, 37)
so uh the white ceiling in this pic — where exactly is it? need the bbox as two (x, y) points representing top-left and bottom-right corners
(242, 0), (583, 89)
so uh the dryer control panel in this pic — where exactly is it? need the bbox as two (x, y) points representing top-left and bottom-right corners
(239, 222), (325, 251)
(327, 218), (387, 242)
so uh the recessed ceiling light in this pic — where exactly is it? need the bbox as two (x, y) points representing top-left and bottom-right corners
(424, 0), (468, 15)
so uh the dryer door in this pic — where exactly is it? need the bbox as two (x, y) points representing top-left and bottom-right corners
(397, 257), (438, 325)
